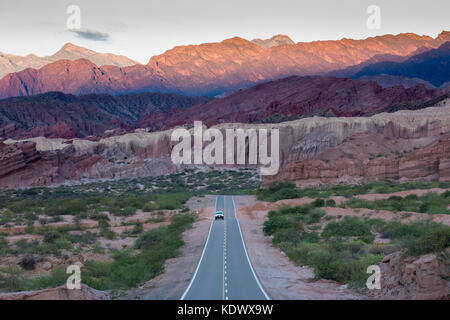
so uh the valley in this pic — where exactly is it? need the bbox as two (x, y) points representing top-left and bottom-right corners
(0, 24), (449, 301)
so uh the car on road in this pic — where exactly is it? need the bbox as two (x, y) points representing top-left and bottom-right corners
(215, 210), (224, 220)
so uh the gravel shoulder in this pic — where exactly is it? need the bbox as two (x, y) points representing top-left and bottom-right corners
(234, 195), (364, 300)
(125, 195), (216, 300)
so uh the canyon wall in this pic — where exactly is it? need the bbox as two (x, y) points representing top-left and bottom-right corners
(1, 99), (450, 189)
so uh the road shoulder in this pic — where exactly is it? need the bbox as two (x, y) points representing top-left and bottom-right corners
(234, 195), (364, 300)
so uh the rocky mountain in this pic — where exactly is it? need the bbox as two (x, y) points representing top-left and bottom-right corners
(356, 74), (436, 89)
(156, 75), (441, 129)
(0, 43), (138, 79)
(251, 35), (295, 49)
(0, 75), (441, 139)
(1, 98), (450, 189)
(354, 42), (450, 87)
(0, 31), (449, 98)
(0, 91), (211, 139)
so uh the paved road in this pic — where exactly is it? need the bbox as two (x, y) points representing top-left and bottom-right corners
(181, 196), (269, 300)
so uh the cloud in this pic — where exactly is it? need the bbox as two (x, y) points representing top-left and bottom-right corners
(68, 28), (109, 41)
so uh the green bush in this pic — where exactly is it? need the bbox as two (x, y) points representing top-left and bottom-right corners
(83, 213), (195, 290)
(255, 182), (300, 202)
(348, 254), (384, 287)
(263, 213), (299, 236)
(404, 224), (450, 255)
(322, 216), (373, 241)
(273, 228), (302, 244)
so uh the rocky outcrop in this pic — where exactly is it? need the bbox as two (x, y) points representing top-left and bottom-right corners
(0, 43), (138, 79)
(159, 76), (440, 129)
(264, 100), (450, 186)
(0, 284), (111, 300)
(0, 141), (40, 178)
(369, 250), (450, 300)
(0, 31), (449, 98)
(0, 91), (211, 139)
(265, 138), (450, 186)
(2, 100), (450, 189)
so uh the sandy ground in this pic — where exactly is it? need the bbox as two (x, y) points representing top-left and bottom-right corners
(234, 195), (364, 300)
(125, 195), (216, 300)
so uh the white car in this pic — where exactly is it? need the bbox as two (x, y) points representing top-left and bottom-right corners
(215, 210), (224, 220)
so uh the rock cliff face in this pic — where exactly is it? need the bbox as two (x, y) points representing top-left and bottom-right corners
(368, 250), (450, 300)
(1, 99), (450, 189)
(0, 31), (448, 98)
(0, 141), (40, 178)
(264, 99), (450, 186)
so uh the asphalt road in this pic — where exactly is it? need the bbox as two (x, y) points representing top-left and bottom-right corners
(181, 195), (270, 300)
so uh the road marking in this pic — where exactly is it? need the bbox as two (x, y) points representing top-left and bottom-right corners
(231, 196), (271, 300)
(180, 197), (218, 300)
(222, 206), (226, 300)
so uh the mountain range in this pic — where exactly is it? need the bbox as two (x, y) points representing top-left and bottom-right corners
(0, 43), (138, 79)
(0, 31), (449, 99)
(0, 75), (443, 139)
(353, 42), (450, 87)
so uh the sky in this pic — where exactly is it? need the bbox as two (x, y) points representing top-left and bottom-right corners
(0, 0), (449, 64)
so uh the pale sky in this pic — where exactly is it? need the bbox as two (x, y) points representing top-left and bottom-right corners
(0, 0), (449, 64)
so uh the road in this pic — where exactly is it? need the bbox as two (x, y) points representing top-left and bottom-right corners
(181, 195), (270, 300)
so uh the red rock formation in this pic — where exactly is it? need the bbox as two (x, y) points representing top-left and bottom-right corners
(0, 91), (210, 139)
(264, 134), (450, 187)
(1, 100), (450, 189)
(0, 31), (448, 98)
(161, 76), (439, 128)
(0, 141), (40, 178)
(369, 250), (450, 300)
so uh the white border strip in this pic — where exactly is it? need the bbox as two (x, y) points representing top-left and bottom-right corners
(231, 196), (271, 300)
(180, 197), (217, 300)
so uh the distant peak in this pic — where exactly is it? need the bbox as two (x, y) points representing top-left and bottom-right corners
(251, 34), (294, 49)
(57, 42), (93, 54)
(437, 30), (450, 40)
(221, 37), (251, 45)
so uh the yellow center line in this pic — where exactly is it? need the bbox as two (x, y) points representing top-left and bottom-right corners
(222, 198), (227, 300)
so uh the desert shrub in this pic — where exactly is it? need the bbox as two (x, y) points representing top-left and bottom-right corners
(345, 192), (450, 214)
(300, 231), (320, 243)
(403, 224), (450, 255)
(19, 256), (36, 270)
(255, 182), (300, 202)
(120, 206), (136, 216)
(325, 199), (336, 207)
(15, 269), (67, 292)
(273, 228), (302, 244)
(309, 249), (349, 283)
(263, 213), (299, 236)
(307, 208), (326, 224)
(83, 213), (195, 290)
(285, 242), (321, 266)
(311, 198), (325, 208)
(135, 228), (167, 249)
(43, 231), (61, 244)
(322, 217), (373, 241)
(348, 254), (384, 287)
(0, 236), (10, 255)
